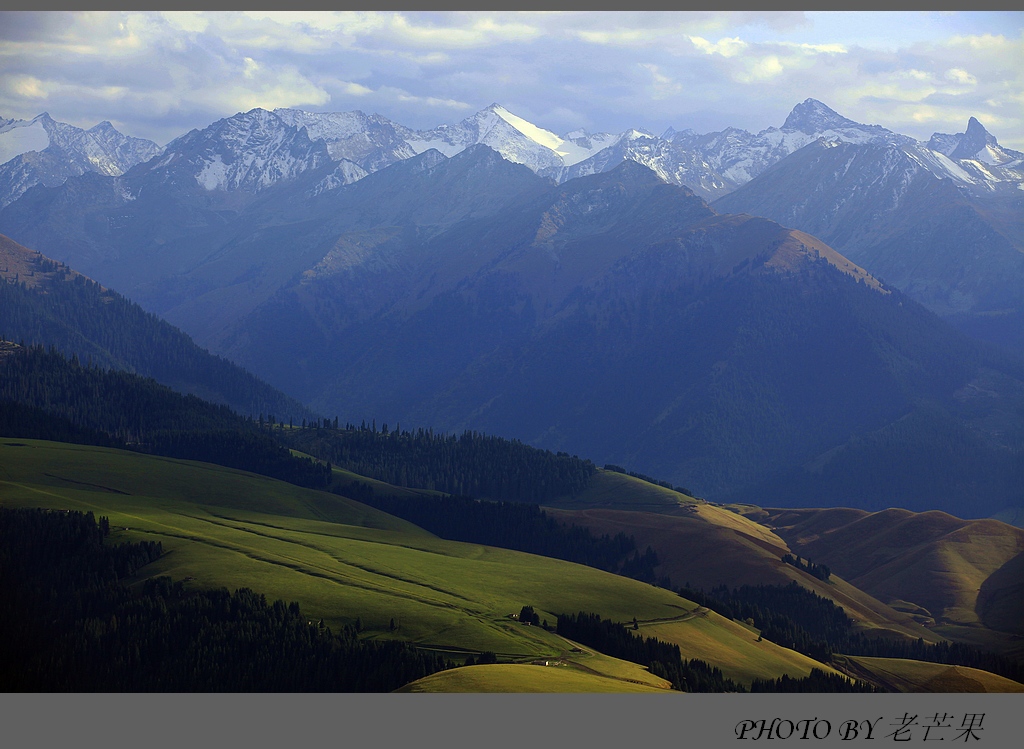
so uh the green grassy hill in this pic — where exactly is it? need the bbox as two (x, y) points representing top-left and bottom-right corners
(397, 662), (669, 693)
(0, 439), (834, 682)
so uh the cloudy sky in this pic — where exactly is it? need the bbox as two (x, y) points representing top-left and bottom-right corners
(1, 10), (1022, 149)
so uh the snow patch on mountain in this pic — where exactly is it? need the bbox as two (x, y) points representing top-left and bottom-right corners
(274, 108), (416, 174)
(405, 104), (563, 172)
(0, 116), (51, 164)
(905, 147), (978, 185)
(406, 136), (463, 159)
(402, 104), (622, 173)
(150, 108), (329, 194)
(197, 155), (229, 191)
(492, 106), (561, 151)
(308, 159), (369, 197)
(0, 113), (161, 207)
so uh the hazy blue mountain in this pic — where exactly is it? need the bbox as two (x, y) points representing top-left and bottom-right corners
(0, 113), (161, 208)
(194, 159), (1024, 517)
(0, 233), (313, 422)
(714, 127), (1024, 353)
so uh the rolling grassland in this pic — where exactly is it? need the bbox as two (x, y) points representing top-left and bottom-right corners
(547, 472), (939, 643)
(0, 439), (834, 684)
(4, 439), (1020, 692)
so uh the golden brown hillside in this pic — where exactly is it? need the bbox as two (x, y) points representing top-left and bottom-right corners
(763, 507), (1024, 644)
(0, 233), (96, 291)
(839, 656), (1024, 693)
(546, 503), (936, 642)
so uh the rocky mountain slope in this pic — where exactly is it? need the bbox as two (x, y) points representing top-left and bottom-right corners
(715, 120), (1024, 352)
(0, 113), (161, 208)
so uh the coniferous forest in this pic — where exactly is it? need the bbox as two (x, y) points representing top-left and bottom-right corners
(0, 259), (313, 422)
(0, 507), (451, 691)
(285, 422), (597, 502)
(0, 344), (330, 489)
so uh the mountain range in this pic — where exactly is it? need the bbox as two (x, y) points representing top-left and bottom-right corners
(6, 98), (1019, 204)
(0, 112), (161, 209)
(1, 97), (1019, 348)
(715, 119), (1024, 352)
(0, 98), (1021, 517)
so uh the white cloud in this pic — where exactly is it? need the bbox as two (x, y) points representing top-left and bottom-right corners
(165, 59), (331, 115)
(640, 63), (683, 100)
(570, 12), (808, 47)
(902, 69), (934, 82)
(732, 54), (790, 84)
(378, 87), (474, 110)
(777, 41), (847, 54)
(410, 52), (450, 66)
(751, 55), (785, 80)
(240, 11), (387, 36)
(945, 68), (977, 85)
(848, 81), (938, 103)
(341, 82), (374, 97)
(689, 36), (747, 57)
(577, 28), (664, 46)
(160, 11), (209, 34)
(948, 32), (1010, 50)
(5, 75), (50, 100)
(385, 13), (541, 49)
(2, 75), (134, 104)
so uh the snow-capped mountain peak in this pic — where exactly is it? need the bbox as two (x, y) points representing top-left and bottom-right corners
(0, 112), (161, 207)
(272, 108), (416, 172)
(925, 117), (1023, 185)
(488, 104), (563, 151)
(949, 116), (1017, 165)
(151, 108), (330, 193)
(782, 98), (860, 133)
(406, 104), (586, 171)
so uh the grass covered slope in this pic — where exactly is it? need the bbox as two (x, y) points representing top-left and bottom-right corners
(546, 471), (938, 643)
(0, 439), (834, 682)
(546, 469), (695, 513)
(637, 608), (843, 686)
(397, 663), (668, 693)
(764, 507), (1024, 636)
(841, 656), (1024, 694)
